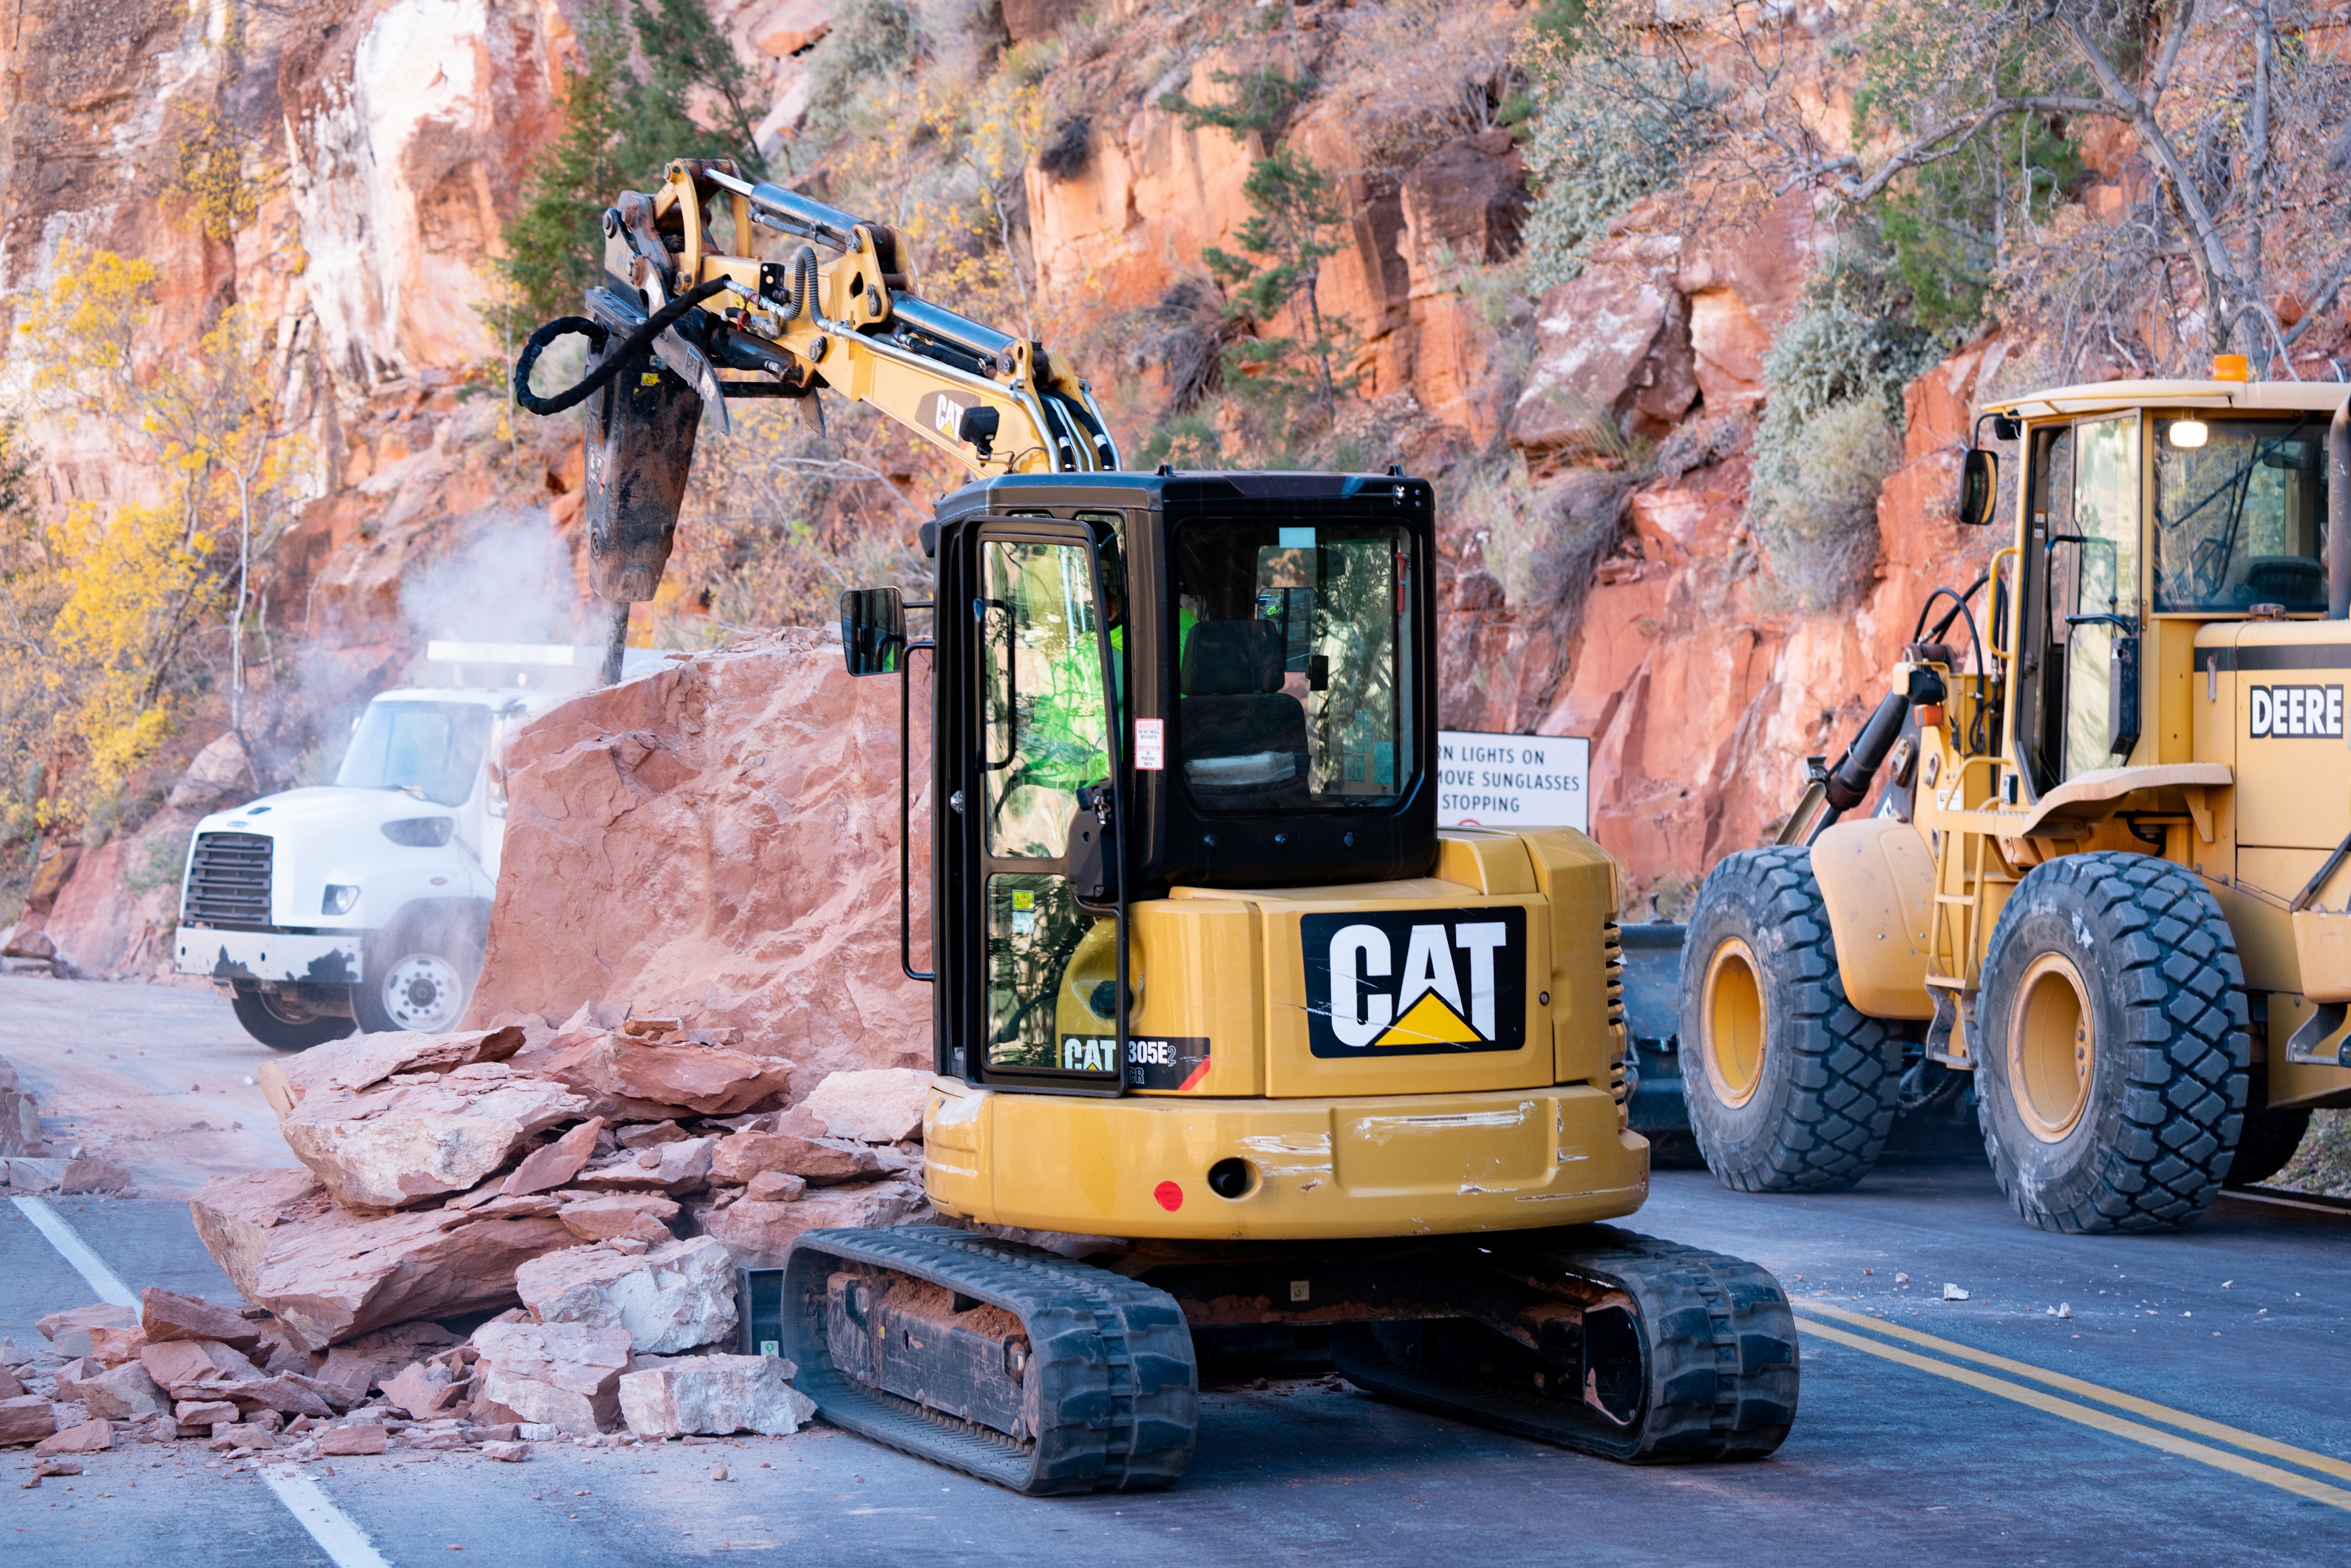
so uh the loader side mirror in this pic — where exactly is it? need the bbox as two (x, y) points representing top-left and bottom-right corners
(840, 587), (906, 676)
(1959, 448), (1998, 527)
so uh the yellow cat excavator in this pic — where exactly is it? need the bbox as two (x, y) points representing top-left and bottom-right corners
(513, 157), (1797, 1494)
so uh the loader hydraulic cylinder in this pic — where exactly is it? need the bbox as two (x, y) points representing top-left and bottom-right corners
(1824, 690), (1913, 814)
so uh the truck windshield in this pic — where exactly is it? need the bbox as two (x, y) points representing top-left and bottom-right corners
(336, 701), (493, 807)
(1172, 520), (1416, 810)
(2153, 414), (2330, 612)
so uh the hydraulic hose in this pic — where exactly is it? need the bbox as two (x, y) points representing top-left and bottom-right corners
(511, 276), (735, 417)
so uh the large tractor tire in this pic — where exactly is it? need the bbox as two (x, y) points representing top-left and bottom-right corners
(2222, 1104), (2311, 1188)
(1679, 848), (1901, 1192)
(1976, 853), (2250, 1233)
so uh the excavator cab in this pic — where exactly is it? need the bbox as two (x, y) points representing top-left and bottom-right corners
(874, 472), (1440, 1094)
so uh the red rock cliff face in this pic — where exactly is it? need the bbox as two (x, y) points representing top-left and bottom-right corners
(466, 627), (934, 1081)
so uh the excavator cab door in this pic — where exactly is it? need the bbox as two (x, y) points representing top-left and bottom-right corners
(940, 517), (1129, 1094)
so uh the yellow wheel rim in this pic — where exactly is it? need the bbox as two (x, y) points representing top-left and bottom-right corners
(1703, 939), (1767, 1109)
(2007, 952), (2096, 1142)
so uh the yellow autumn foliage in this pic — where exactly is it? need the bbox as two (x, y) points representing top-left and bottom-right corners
(2, 242), (308, 830)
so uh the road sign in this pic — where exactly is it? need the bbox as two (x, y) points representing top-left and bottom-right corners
(1437, 731), (1590, 831)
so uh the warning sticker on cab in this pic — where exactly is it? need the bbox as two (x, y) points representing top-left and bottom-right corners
(1299, 908), (1528, 1057)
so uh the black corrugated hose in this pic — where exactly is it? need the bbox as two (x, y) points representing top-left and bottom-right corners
(511, 276), (734, 417)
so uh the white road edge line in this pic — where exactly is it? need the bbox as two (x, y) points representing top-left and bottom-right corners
(10, 1196), (390, 1564)
(10, 1194), (137, 1306)
(262, 1465), (394, 1568)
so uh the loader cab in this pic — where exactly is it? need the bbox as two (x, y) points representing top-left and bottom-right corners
(1988, 379), (2344, 802)
(844, 470), (1439, 1092)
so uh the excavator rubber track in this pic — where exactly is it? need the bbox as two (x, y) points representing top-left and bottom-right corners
(781, 1226), (1200, 1496)
(1327, 1226), (1799, 1462)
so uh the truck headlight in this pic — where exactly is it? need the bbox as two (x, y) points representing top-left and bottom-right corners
(322, 884), (361, 916)
(381, 817), (456, 847)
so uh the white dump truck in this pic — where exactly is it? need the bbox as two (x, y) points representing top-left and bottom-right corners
(174, 642), (663, 1049)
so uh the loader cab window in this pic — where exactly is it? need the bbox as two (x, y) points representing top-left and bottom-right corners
(1171, 522), (1416, 811)
(2018, 416), (2140, 794)
(976, 539), (1112, 859)
(2153, 415), (2330, 613)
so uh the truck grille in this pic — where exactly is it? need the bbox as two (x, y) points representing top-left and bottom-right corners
(183, 832), (273, 927)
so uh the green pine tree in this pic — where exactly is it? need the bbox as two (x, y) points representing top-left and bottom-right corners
(1202, 145), (1350, 424)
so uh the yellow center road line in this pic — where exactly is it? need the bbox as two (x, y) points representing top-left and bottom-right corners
(1794, 1300), (2351, 1485)
(1793, 1317), (2351, 1512)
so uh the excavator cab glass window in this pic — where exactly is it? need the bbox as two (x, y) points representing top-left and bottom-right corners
(2152, 414), (2330, 613)
(1171, 522), (1415, 811)
(973, 536), (1119, 1077)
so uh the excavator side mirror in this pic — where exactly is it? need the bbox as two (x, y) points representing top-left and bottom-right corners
(841, 587), (906, 676)
(1958, 448), (1999, 527)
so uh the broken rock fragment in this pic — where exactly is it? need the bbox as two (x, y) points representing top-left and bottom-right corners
(192, 1168), (579, 1346)
(800, 1068), (935, 1143)
(557, 1193), (678, 1245)
(319, 1423), (390, 1455)
(140, 1286), (265, 1354)
(259, 1026), (528, 1117)
(517, 1236), (738, 1354)
(140, 1336), (264, 1399)
(618, 1354), (816, 1439)
(710, 1111), (883, 1186)
(568, 1135), (715, 1196)
(0, 1393), (57, 1445)
(698, 1177), (928, 1270)
(37, 1303), (137, 1357)
(383, 1359), (472, 1419)
(76, 1360), (171, 1420)
(471, 1321), (631, 1436)
(503, 1117), (608, 1197)
(551, 1033), (793, 1117)
(35, 1419), (110, 1456)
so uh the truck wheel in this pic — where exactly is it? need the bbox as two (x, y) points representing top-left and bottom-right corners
(1679, 847), (1900, 1192)
(1976, 853), (2250, 1233)
(353, 921), (478, 1034)
(2222, 1105), (2310, 1188)
(230, 988), (357, 1053)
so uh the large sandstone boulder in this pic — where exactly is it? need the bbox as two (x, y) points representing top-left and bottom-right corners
(464, 629), (931, 1089)
(279, 1065), (586, 1209)
(189, 1168), (579, 1348)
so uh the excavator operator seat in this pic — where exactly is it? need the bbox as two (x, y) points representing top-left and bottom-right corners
(1180, 619), (1310, 805)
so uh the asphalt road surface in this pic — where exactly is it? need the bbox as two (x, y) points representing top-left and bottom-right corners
(4, 1173), (2345, 1564)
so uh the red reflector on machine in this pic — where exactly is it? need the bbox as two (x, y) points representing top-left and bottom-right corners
(1153, 1181), (1183, 1211)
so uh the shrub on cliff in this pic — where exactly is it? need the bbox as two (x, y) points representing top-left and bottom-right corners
(1745, 250), (1944, 610)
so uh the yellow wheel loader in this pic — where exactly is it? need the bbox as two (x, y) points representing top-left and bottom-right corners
(511, 159), (1797, 1492)
(1681, 364), (2351, 1233)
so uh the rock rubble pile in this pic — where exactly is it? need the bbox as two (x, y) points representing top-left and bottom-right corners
(4, 1024), (939, 1456)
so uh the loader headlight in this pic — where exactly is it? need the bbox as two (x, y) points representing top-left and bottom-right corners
(321, 884), (361, 916)
(381, 816), (456, 847)
(2168, 419), (2208, 449)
